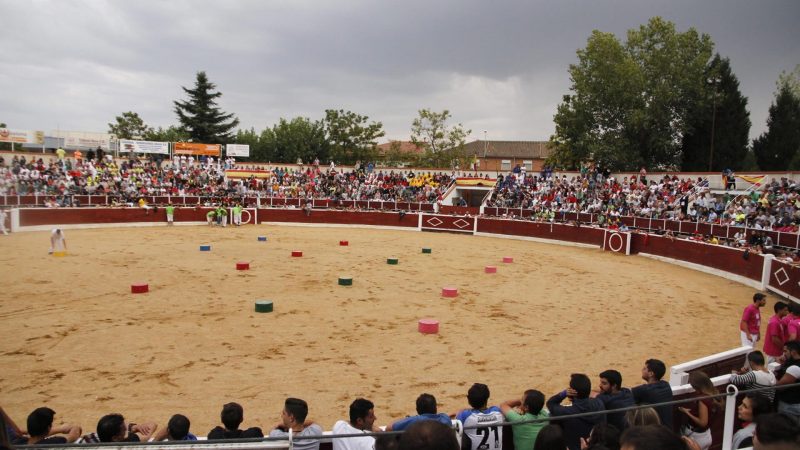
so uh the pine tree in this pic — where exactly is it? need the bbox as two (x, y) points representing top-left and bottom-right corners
(753, 83), (800, 170)
(681, 55), (751, 171)
(173, 71), (239, 144)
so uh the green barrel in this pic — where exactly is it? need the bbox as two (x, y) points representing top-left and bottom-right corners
(255, 300), (273, 313)
(387, 258), (399, 265)
(422, 247), (432, 254)
(338, 276), (353, 286)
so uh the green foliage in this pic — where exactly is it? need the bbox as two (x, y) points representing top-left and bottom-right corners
(108, 111), (153, 140)
(143, 125), (189, 143)
(410, 109), (471, 168)
(753, 82), (800, 170)
(777, 64), (800, 99)
(378, 141), (419, 167)
(549, 17), (714, 170)
(680, 54), (751, 171)
(323, 109), (384, 165)
(173, 71), (240, 144)
(259, 117), (329, 164)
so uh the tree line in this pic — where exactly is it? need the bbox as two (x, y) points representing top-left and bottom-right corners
(107, 72), (471, 167)
(548, 17), (800, 172)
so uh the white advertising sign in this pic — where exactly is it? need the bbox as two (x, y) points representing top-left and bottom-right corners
(0, 128), (44, 144)
(52, 131), (114, 149)
(226, 144), (250, 157)
(119, 139), (169, 155)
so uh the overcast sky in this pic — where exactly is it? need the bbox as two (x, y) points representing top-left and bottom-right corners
(1, 0), (797, 145)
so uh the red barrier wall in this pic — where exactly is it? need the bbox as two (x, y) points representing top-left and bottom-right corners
(476, 218), (607, 246)
(257, 209), (419, 228)
(420, 214), (476, 232)
(768, 260), (800, 301)
(630, 234), (764, 282)
(18, 207), (212, 226)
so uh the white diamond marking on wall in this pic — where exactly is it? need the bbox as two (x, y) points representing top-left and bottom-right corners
(453, 219), (471, 229)
(426, 217), (443, 227)
(774, 267), (789, 286)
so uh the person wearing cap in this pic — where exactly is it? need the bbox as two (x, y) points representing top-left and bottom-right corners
(740, 293), (767, 347)
(48, 228), (66, 254)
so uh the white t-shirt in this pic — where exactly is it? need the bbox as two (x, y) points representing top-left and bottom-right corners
(787, 365), (800, 379)
(331, 420), (373, 450)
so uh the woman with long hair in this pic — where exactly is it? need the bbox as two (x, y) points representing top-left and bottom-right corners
(678, 371), (723, 450)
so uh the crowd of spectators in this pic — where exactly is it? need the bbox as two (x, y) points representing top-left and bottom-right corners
(486, 165), (800, 233)
(0, 153), (453, 205)
(2, 350), (799, 450)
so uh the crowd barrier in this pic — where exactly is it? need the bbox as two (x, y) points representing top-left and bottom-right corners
(7, 208), (796, 450)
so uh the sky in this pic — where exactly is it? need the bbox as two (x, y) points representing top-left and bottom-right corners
(1, 0), (798, 145)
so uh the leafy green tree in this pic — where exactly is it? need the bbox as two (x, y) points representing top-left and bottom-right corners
(549, 17), (714, 170)
(260, 117), (329, 164)
(410, 109), (471, 168)
(778, 64), (800, 99)
(173, 71), (239, 144)
(232, 127), (262, 161)
(107, 111), (153, 139)
(680, 55), (751, 171)
(753, 82), (800, 170)
(143, 125), (189, 143)
(323, 109), (384, 165)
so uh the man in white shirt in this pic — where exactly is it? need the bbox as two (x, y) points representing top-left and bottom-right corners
(332, 398), (378, 450)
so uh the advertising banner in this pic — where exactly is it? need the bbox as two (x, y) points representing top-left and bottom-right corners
(225, 169), (271, 179)
(119, 139), (169, 155)
(226, 143), (250, 157)
(0, 129), (45, 144)
(173, 142), (221, 156)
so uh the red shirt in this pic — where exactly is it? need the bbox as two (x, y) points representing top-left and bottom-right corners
(763, 314), (785, 357)
(741, 304), (761, 335)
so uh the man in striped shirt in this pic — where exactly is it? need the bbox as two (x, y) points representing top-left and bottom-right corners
(730, 351), (777, 404)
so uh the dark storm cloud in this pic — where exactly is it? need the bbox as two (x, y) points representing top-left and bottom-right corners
(0, 0), (797, 143)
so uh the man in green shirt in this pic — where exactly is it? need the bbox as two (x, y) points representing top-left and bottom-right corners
(206, 210), (216, 226)
(499, 390), (549, 450)
(165, 204), (175, 226)
(232, 203), (243, 226)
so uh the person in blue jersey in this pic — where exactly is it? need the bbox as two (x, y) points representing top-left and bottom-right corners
(386, 393), (452, 432)
(455, 383), (504, 450)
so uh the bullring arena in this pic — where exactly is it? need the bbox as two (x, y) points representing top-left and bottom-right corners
(0, 200), (792, 440)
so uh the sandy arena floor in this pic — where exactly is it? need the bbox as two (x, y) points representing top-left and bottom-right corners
(0, 224), (769, 434)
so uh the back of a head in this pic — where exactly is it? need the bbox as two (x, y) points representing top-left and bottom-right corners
(570, 373), (592, 399)
(285, 398), (309, 424)
(221, 402), (244, 430)
(27, 407), (56, 438)
(687, 371), (715, 396)
(467, 383), (490, 409)
(533, 424), (565, 450)
(620, 425), (685, 450)
(97, 414), (125, 443)
(416, 393), (438, 415)
(168, 414), (191, 440)
(588, 423), (621, 450)
(624, 407), (661, 427)
(523, 390), (545, 415)
(398, 420), (457, 450)
(747, 350), (766, 367)
(349, 398), (375, 424)
(645, 359), (667, 380)
(754, 413), (800, 449)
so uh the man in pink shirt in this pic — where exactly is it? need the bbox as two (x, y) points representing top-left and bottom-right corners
(764, 301), (789, 364)
(783, 302), (800, 343)
(740, 293), (766, 347)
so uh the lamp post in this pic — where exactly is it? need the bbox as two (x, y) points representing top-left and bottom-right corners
(483, 130), (488, 169)
(708, 77), (721, 172)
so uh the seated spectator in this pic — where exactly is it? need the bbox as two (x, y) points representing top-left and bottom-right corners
(631, 359), (673, 429)
(594, 369), (635, 432)
(332, 398), (378, 450)
(79, 413), (158, 443)
(499, 389), (549, 450)
(677, 371), (722, 450)
(152, 414), (197, 441)
(207, 402), (263, 440)
(398, 420), (459, 450)
(619, 425), (693, 450)
(729, 351), (777, 404)
(580, 423), (621, 450)
(0, 405), (25, 445)
(546, 373), (606, 450)
(16, 407), (81, 445)
(624, 407), (661, 427)
(385, 393), (451, 432)
(269, 398), (322, 450)
(731, 394), (772, 449)
(775, 340), (800, 418)
(455, 383), (504, 450)
(533, 424), (566, 450)
(752, 412), (800, 449)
